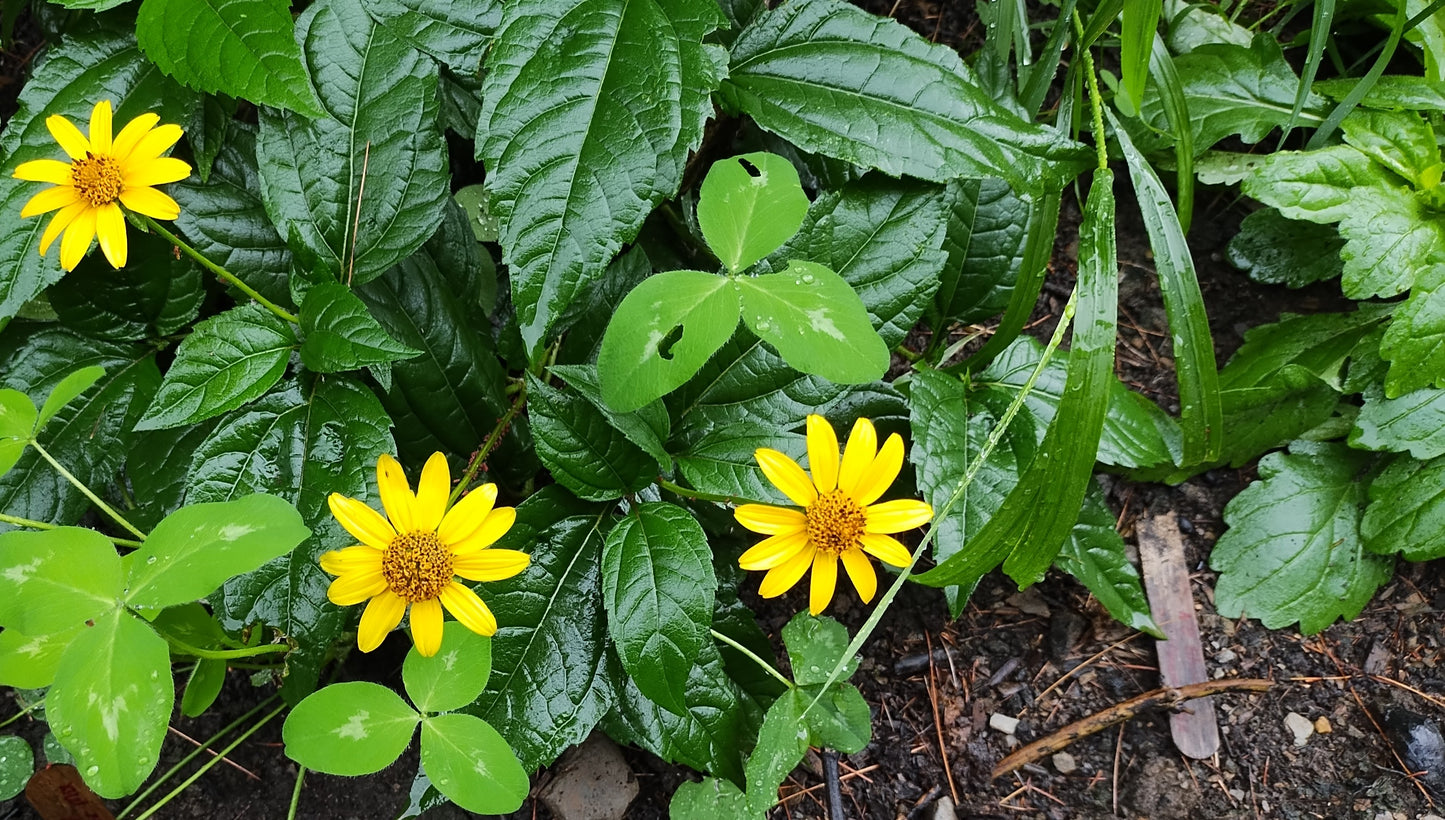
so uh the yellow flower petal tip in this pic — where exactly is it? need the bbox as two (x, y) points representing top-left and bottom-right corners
(322, 451), (527, 655)
(13, 100), (190, 271)
(739, 415), (932, 615)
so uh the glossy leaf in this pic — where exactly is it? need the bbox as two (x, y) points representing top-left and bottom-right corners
(282, 681), (419, 775)
(403, 622), (493, 714)
(0, 527), (122, 635)
(737, 261), (890, 384)
(47, 610), (172, 798)
(800, 682), (870, 754)
(1212, 442), (1392, 634)
(1119, 0), (1161, 116)
(550, 364), (671, 471)
(49, 240), (204, 341)
(300, 282), (420, 372)
(1149, 34), (1194, 232)
(1362, 453), (1445, 561)
(0, 736), (32, 801)
(1381, 275), (1445, 396)
(670, 778), (756, 820)
(1351, 385), (1445, 459)
(676, 428), (805, 503)
(0, 626), (80, 689)
(1341, 109), (1441, 188)
(697, 152), (810, 274)
(1212, 366), (1341, 470)
(181, 659), (227, 718)
(0, 389), (35, 477)
(123, 422), (218, 531)
(743, 688), (809, 814)
(1055, 484), (1163, 637)
(420, 713), (529, 814)
(932, 178), (1027, 327)
(1227, 208), (1344, 288)
(359, 0), (499, 69)
(526, 374), (657, 501)
(782, 613), (855, 687)
(1219, 308), (1388, 392)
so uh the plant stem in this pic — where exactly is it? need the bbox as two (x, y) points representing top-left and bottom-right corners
(156, 631), (291, 661)
(127, 702), (286, 820)
(448, 389), (528, 506)
(0, 697), (45, 730)
(287, 766), (307, 820)
(139, 215), (300, 325)
(656, 478), (770, 507)
(29, 440), (148, 541)
(0, 511), (143, 548)
(1073, 11), (1110, 171)
(710, 628), (793, 690)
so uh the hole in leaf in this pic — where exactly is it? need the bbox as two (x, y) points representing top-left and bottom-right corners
(737, 158), (761, 177)
(658, 324), (684, 360)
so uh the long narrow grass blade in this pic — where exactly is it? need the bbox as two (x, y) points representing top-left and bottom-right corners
(1119, 0), (1162, 116)
(1148, 34), (1194, 233)
(1281, 0), (1335, 146)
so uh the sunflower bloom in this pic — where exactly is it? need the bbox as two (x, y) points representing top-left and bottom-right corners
(735, 415), (933, 615)
(12, 100), (191, 271)
(322, 453), (529, 657)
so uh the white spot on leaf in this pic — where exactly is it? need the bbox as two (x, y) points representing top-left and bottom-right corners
(3, 558), (41, 585)
(217, 523), (256, 541)
(336, 710), (370, 741)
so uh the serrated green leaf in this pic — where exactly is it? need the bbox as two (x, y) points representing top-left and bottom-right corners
(123, 422), (218, 531)
(1315, 75), (1445, 111)
(0, 389), (35, 478)
(1341, 109), (1442, 188)
(181, 659), (227, 717)
(670, 778), (757, 820)
(480, 0), (728, 350)
(737, 261), (889, 384)
(550, 364), (671, 470)
(468, 490), (615, 771)
(1381, 273), (1445, 396)
(1350, 385), (1445, 458)
(0, 626), (80, 689)
(49, 235), (204, 341)
(782, 612), (855, 687)
(0, 735), (32, 800)
(403, 622), (492, 714)
(1055, 484), (1162, 637)
(419, 713), (528, 814)
(136, 303), (296, 431)
(1210, 366), (1341, 470)
(1212, 441), (1392, 634)
(47, 610), (172, 798)
(1362, 453), (1445, 561)
(300, 282), (420, 372)
(743, 687), (809, 814)
(526, 374), (657, 501)
(800, 682), (870, 754)
(1219, 308), (1389, 392)
(676, 427), (804, 502)
(136, 0), (324, 117)
(602, 503), (715, 716)
(282, 681), (419, 775)
(257, 0), (449, 285)
(0, 527), (121, 635)
(1227, 208), (1344, 288)
(697, 153), (809, 274)
(359, 0), (499, 69)
(932, 178), (1027, 326)
(597, 271), (742, 414)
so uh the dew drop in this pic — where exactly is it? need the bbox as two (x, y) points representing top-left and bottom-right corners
(800, 273), (815, 284)
(145, 556), (158, 565)
(85, 765), (99, 776)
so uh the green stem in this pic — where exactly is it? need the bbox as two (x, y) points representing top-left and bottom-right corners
(0, 697), (45, 730)
(127, 702), (286, 820)
(448, 389), (528, 506)
(29, 440), (147, 541)
(287, 767), (307, 820)
(710, 628), (793, 690)
(0, 511), (143, 548)
(140, 215), (300, 325)
(156, 631), (291, 661)
(892, 344), (921, 363)
(116, 695), (280, 820)
(656, 478), (770, 508)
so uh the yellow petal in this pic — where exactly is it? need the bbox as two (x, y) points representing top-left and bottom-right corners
(738, 530), (810, 571)
(40, 202), (88, 255)
(859, 533), (911, 567)
(755, 448), (817, 507)
(864, 499), (934, 534)
(123, 156), (191, 188)
(377, 454), (417, 533)
(439, 582), (498, 637)
(809, 551), (838, 615)
(46, 114), (91, 160)
(13, 159), (74, 184)
(122, 123), (182, 163)
(20, 185), (81, 218)
(806, 414), (840, 492)
(837, 418), (878, 496)
(452, 548), (530, 582)
(357, 590), (406, 652)
(840, 548), (876, 603)
(450, 507), (516, 555)
(59, 207), (97, 272)
(733, 504), (807, 535)
(409, 597), (444, 657)
(327, 493), (395, 549)
(88, 100), (113, 154)
(327, 569), (387, 606)
(437, 483), (497, 545)
(412, 452), (450, 533)
(319, 545), (383, 576)
(758, 547), (814, 598)
(850, 433), (904, 506)
(112, 113), (160, 159)
(118, 186), (180, 220)
(95, 202), (127, 269)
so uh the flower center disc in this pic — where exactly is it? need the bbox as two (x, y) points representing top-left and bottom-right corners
(382, 531), (454, 602)
(806, 490), (866, 556)
(71, 153), (124, 207)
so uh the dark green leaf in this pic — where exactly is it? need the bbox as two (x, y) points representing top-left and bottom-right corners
(737, 261), (890, 385)
(932, 178), (1026, 327)
(697, 152), (809, 274)
(0, 527), (122, 635)
(799, 682), (869, 754)
(402, 621), (492, 714)
(0, 735), (32, 800)
(1213, 366), (1341, 470)
(1119, 0), (1161, 116)
(420, 713), (528, 814)
(1351, 385), (1445, 458)
(670, 778), (756, 820)
(1227, 209), (1344, 288)
(1055, 484), (1162, 637)
(300, 282), (420, 372)
(181, 659), (227, 717)
(282, 681), (419, 775)
(526, 374), (657, 501)
(676, 427), (805, 502)
(743, 688), (808, 813)
(1315, 76), (1445, 111)
(781, 612), (855, 687)
(1362, 453), (1445, 561)
(49, 237), (204, 341)
(1219, 308), (1389, 392)
(123, 421), (218, 531)
(551, 364), (671, 470)
(359, 0), (499, 69)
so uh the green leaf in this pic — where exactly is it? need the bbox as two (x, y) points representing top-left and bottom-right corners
(136, 303), (295, 431)
(0, 626), (80, 689)
(1381, 272), (1445, 396)
(257, 0), (449, 285)
(743, 688), (809, 814)
(1362, 453), (1445, 561)
(282, 681), (420, 775)
(1119, 0), (1161, 117)
(670, 778), (757, 820)
(602, 503), (716, 716)
(697, 153), (810, 274)
(676, 428), (805, 502)
(479, 0), (728, 350)
(781, 612), (855, 687)
(737, 261), (890, 384)
(136, 0), (325, 117)
(300, 282), (420, 372)
(123, 422), (218, 531)
(1055, 484), (1162, 637)
(550, 364), (671, 471)
(1341, 109), (1442, 188)
(419, 714), (529, 815)
(452, 184), (500, 244)
(720, 0), (1089, 194)
(799, 682), (870, 754)
(932, 178), (1028, 326)
(1315, 76), (1445, 111)
(597, 271), (742, 414)
(1212, 441), (1392, 634)
(1351, 385), (1445, 458)
(0, 527), (122, 635)
(1219, 308), (1388, 392)
(49, 237), (204, 341)
(47, 610), (173, 798)
(1211, 367), (1341, 470)
(150, 602), (232, 649)
(0, 389), (35, 477)
(526, 374), (657, 501)
(1227, 208), (1344, 288)
(124, 494), (310, 609)
(181, 659), (227, 718)
(403, 622), (492, 714)
(358, 0), (499, 69)
(469, 490), (615, 771)
(0, 735), (32, 801)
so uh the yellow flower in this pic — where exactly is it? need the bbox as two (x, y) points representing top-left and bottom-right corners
(322, 453), (529, 657)
(12, 100), (191, 272)
(735, 415), (933, 615)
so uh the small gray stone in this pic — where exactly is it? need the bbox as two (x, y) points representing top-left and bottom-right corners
(931, 795), (958, 820)
(1284, 712), (1315, 747)
(1213, 648), (1237, 664)
(537, 734), (638, 820)
(1051, 752), (1077, 774)
(989, 713), (1020, 735)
